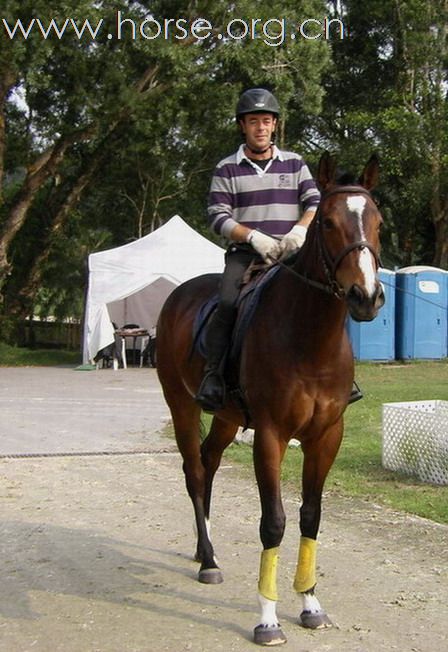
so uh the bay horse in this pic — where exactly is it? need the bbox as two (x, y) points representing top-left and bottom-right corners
(156, 152), (385, 646)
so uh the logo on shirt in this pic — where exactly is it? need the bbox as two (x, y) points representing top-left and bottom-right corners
(278, 174), (291, 188)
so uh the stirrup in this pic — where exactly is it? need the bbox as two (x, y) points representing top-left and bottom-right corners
(195, 369), (226, 413)
(348, 381), (363, 405)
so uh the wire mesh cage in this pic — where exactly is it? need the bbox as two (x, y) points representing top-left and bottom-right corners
(382, 400), (448, 486)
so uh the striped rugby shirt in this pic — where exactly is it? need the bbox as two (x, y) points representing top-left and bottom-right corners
(207, 144), (321, 240)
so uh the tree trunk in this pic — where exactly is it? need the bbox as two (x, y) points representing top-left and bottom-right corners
(429, 145), (448, 269)
(0, 67), (17, 204)
(6, 144), (108, 318)
(0, 128), (93, 291)
(433, 209), (448, 268)
(0, 63), (162, 299)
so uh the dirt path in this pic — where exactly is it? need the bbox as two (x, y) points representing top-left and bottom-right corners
(1, 445), (447, 652)
(1, 367), (447, 651)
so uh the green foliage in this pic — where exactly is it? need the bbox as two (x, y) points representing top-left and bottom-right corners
(320, 0), (448, 267)
(1, 0), (334, 327)
(1, 0), (448, 332)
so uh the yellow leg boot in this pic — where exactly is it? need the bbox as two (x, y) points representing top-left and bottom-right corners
(254, 548), (287, 646)
(294, 537), (332, 629)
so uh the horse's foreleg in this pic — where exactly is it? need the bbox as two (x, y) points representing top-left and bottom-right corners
(294, 536), (331, 628)
(295, 420), (343, 629)
(253, 433), (288, 646)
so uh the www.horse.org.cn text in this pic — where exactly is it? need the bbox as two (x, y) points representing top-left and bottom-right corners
(1, 13), (347, 47)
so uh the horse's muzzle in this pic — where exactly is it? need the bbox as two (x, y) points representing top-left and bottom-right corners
(346, 282), (385, 322)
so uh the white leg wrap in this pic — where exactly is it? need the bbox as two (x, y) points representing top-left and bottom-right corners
(301, 592), (323, 614)
(257, 593), (279, 627)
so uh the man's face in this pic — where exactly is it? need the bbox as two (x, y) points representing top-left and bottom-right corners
(240, 113), (277, 153)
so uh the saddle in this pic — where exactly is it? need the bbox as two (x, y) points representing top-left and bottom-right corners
(192, 262), (281, 418)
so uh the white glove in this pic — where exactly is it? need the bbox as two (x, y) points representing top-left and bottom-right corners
(246, 230), (281, 262)
(279, 224), (307, 257)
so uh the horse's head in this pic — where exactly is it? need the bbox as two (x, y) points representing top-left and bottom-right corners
(313, 152), (385, 322)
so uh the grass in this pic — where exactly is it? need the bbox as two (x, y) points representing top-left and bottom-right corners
(0, 342), (81, 366)
(219, 361), (448, 525)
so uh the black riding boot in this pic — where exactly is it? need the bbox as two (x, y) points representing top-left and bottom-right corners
(195, 314), (233, 412)
(348, 380), (363, 404)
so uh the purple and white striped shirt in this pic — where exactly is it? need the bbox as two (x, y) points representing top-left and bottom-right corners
(207, 144), (320, 239)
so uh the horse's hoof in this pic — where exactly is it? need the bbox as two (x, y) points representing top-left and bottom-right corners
(198, 568), (223, 584)
(253, 624), (287, 646)
(299, 610), (332, 629)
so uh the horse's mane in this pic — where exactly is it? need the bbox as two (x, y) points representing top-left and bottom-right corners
(334, 170), (359, 186)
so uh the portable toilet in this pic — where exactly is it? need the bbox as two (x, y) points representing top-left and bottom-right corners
(347, 268), (396, 360)
(395, 266), (448, 359)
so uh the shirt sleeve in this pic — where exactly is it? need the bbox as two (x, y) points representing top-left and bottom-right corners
(207, 165), (239, 238)
(298, 160), (321, 213)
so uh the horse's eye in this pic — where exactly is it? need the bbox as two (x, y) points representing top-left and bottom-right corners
(323, 218), (334, 230)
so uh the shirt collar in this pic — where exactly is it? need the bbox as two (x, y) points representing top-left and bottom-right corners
(236, 143), (283, 164)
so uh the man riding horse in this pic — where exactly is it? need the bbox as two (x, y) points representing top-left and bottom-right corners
(195, 88), (362, 412)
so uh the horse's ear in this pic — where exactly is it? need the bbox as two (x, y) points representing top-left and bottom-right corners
(317, 151), (337, 190)
(359, 153), (380, 190)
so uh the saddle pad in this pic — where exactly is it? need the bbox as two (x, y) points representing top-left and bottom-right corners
(192, 294), (219, 358)
(192, 265), (281, 362)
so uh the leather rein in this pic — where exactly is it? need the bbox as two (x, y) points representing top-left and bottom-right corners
(278, 185), (380, 299)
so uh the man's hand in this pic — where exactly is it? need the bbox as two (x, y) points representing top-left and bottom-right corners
(279, 224), (307, 257)
(247, 230), (281, 262)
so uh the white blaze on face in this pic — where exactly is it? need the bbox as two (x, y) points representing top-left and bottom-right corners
(346, 195), (377, 296)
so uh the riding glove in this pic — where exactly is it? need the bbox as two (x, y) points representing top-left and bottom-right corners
(247, 230), (281, 263)
(279, 224), (308, 257)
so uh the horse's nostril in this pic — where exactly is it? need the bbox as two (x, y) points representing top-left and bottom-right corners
(348, 284), (365, 304)
(376, 284), (386, 307)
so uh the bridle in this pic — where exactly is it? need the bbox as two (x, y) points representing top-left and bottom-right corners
(279, 185), (381, 299)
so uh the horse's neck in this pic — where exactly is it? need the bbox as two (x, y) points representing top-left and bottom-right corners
(277, 233), (348, 345)
(278, 268), (347, 330)
(294, 223), (323, 281)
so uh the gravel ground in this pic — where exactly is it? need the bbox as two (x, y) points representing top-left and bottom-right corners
(0, 367), (447, 652)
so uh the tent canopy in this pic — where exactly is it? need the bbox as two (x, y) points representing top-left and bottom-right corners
(83, 215), (224, 362)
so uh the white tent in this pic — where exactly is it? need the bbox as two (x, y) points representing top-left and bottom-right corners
(83, 215), (225, 363)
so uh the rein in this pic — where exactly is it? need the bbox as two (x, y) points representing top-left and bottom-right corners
(278, 185), (380, 299)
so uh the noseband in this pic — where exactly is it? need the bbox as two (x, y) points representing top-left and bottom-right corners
(316, 186), (380, 298)
(280, 185), (380, 299)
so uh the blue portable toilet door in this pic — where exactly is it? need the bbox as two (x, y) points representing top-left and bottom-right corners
(413, 273), (447, 358)
(396, 266), (448, 359)
(346, 268), (395, 360)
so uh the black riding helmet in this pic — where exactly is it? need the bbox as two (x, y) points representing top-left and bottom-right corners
(235, 88), (280, 121)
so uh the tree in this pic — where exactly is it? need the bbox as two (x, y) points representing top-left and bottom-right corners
(321, 0), (448, 267)
(1, 0), (334, 337)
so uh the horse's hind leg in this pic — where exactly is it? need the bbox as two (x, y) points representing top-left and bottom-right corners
(170, 391), (235, 584)
(170, 397), (220, 582)
(198, 416), (238, 566)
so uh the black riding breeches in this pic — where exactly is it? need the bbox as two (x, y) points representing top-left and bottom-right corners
(204, 244), (259, 362)
(215, 244), (258, 323)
